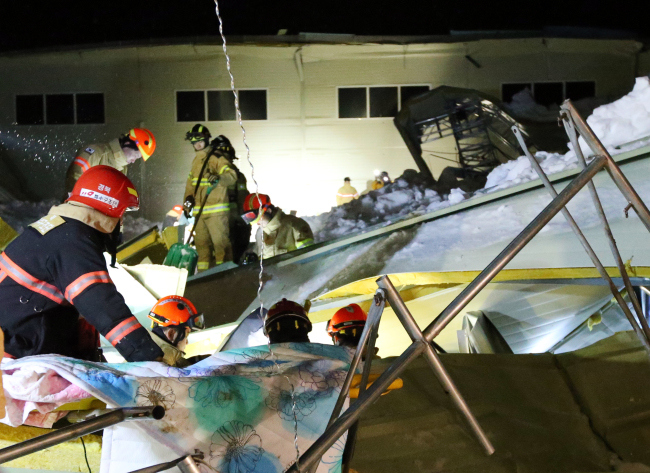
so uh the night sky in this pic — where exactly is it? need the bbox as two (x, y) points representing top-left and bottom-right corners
(0, 0), (647, 52)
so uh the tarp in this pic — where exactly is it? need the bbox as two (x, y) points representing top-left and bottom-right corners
(2, 343), (352, 473)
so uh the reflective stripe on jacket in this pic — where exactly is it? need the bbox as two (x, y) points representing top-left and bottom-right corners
(336, 184), (359, 206)
(64, 140), (129, 194)
(0, 202), (163, 362)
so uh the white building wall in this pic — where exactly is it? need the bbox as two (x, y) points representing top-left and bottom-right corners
(0, 38), (641, 219)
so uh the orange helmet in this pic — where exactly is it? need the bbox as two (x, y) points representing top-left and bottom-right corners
(327, 304), (367, 339)
(241, 193), (272, 225)
(148, 295), (204, 331)
(129, 128), (156, 160)
(172, 204), (183, 214)
(67, 165), (139, 218)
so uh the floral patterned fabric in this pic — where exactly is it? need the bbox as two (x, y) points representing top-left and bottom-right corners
(2, 343), (353, 473)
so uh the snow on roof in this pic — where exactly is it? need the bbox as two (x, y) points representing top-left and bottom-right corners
(305, 77), (650, 244)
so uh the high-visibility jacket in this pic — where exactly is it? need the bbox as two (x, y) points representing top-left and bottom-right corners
(257, 208), (314, 259)
(0, 202), (163, 362)
(64, 139), (128, 195)
(336, 183), (359, 206)
(184, 146), (237, 217)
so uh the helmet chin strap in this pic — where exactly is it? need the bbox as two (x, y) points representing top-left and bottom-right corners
(104, 222), (122, 268)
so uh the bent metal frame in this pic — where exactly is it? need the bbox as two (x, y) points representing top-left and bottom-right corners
(287, 100), (650, 473)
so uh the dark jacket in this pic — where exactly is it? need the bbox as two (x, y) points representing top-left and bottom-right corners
(0, 203), (163, 362)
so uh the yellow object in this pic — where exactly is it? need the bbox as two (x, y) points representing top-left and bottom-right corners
(64, 139), (129, 195)
(315, 267), (650, 302)
(0, 423), (101, 471)
(161, 225), (180, 249)
(336, 183), (359, 206)
(588, 312), (603, 331)
(349, 373), (403, 399)
(0, 217), (17, 252)
(54, 398), (106, 412)
(195, 212), (231, 269)
(185, 146), (237, 270)
(259, 208), (314, 258)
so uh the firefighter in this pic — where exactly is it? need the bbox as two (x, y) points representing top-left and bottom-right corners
(162, 205), (184, 229)
(241, 193), (314, 259)
(370, 171), (391, 191)
(326, 304), (367, 348)
(265, 299), (312, 344)
(336, 177), (359, 206)
(0, 166), (163, 362)
(64, 128), (156, 196)
(147, 295), (206, 367)
(183, 125), (238, 272)
(211, 135), (251, 264)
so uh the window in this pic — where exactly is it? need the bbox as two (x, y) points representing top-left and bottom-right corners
(338, 88), (367, 118)
(15, 93), (105, 125)
(178, 89), (268, 122)
(76, 93), (105, 124)
(207, 90), (235, 121)
(400, 85), (430, 108)
(338, 85), (430, 119)
(502, 83), (532, 103)
(566, 81), (596, 101)
(534, 82), (563, 107)
(239, 90), (267, 120)
(177, 91), (205, 122)
(501, 81), (596, 105)
(16, 95), (44, 125)
(370, 87), (398, 118)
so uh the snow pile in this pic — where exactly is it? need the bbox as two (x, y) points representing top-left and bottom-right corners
(304, 172), (467, 243)
(306, 77), (650, 243)
(122, 215), (162, 242)
(485, 76), (650, 191)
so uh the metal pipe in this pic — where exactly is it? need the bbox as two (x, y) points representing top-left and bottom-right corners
(559, 115), (650, 345)
(178, 455), (202, 473)
(424, 154), (608, 340)
(377, 276), (495, 454)
(562, 101), (650, 233)
(513, 126), (650, 352)
(286, 340), (427, 473)
(0, 406), (165, 464)
(326, 290), (386, 428)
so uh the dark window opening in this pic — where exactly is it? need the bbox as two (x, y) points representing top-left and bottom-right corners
(534, 82), (563, 107)
(401, 86), (430, 108)
(76, 93), (105, 124)
(16, 95), (44, 125)
(370, 87), (398, 118)
(502, 83), (532, 103)
(339, 88), (367, 118)
(208, 90), (236, 121)
(177, 91), (205, 122)
(239, 90), (267, 120)
(566, 81), (596, 102)
(46, 94), (74, 125)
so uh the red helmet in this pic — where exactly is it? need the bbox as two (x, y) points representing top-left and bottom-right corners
(265, 298), (312, 335)
(129, 128), (156, 160)
(148, 295), (204, 331)
(172, 205), (183, 214)
(241, 193), (272, 225)
(327, 304), (367, 338)
(67, 165), (139, 218)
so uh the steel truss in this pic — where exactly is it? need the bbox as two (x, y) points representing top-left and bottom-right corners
(287, 101), (650, 472)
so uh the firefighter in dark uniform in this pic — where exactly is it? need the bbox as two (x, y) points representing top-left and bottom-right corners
(0, 165), (164, 362)
(211, 135), (251, 264)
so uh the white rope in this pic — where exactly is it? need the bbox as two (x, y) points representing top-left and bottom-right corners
(212, 2), (302, 470)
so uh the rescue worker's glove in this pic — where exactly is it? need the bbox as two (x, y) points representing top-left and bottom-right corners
(208, 175), (219, 186)
(183, 195), (195, 217)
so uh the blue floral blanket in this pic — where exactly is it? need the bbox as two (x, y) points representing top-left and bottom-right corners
(3, 343), (353, 473)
